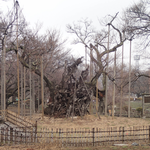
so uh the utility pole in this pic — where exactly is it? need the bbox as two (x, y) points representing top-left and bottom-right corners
(128, 39), (132, 118)
(105, 23), (110, 116)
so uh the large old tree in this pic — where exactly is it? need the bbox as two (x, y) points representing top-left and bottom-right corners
(2, 1), (148, 118)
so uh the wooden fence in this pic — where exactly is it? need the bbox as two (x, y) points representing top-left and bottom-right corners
(0, 126), (150, 146)
(0, 110), (37, 130)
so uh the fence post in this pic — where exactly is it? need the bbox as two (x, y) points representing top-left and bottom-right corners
(122, 127), (124, 142)
(92, 128), (95, 146)
(10, 127), (13, 143)
(149, 126), (150, 142)
(35, 121), (37, 133)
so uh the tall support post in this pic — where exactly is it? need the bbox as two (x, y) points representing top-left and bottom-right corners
(85, 45), (87, 67)
(120, 31), (125, 117)
(29, 58), (32, 118)
(96, 81), (98, 110)
(41, 55), (44, 120)
(105, 23), (110, 116)
(90, 46), (93, 80)
(21, 64), (23, 116)
(96, 45), (99, 113)
(1, 43), (4, 111)
(128, 39), (132, 118)
(112, 50), (116, 119)
(23, 66), (26, 116)
(72, 80), (76, 121)
(15, 1), (20, 115)
(32, 73), (35, 113)
(3, 34), (6, 120)
(90, 45), (93, 114)
(142, 95), (144, 116)
(38, 76), (40, 112)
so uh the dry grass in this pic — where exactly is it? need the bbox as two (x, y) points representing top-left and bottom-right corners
(0, 144), (150, 150)
(2, 113), (150, 150)
(27, 114), (150, 130)
(0, 142), (60, 150)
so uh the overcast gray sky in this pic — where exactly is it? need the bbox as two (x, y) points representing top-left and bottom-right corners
(1, 0), (144, 67)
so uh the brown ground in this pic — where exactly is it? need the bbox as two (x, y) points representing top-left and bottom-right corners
(0, 143), (150, 150)
(2, 114), (150, 150)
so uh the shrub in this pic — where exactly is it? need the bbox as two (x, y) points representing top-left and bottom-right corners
(136, 107), (142, 113)
(123, 105), (131, 112)
(136, 107), (143, 117)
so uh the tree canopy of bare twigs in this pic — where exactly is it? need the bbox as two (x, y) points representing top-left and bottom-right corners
(123, 0), (150, 49)
(67, 14), (126, 89)
(0, 3), (70, 108)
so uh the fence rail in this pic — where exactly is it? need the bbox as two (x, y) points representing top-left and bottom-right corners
(0, 126), (150, 146)
(0, 110), (37, 130)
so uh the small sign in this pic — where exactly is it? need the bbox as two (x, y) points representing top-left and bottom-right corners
(144, 96), (150, 103)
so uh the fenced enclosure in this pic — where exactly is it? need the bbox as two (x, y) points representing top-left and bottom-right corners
(0, 110), (37, 130)
(5, 110), (37, 128)
(0, 126), (150, 147)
